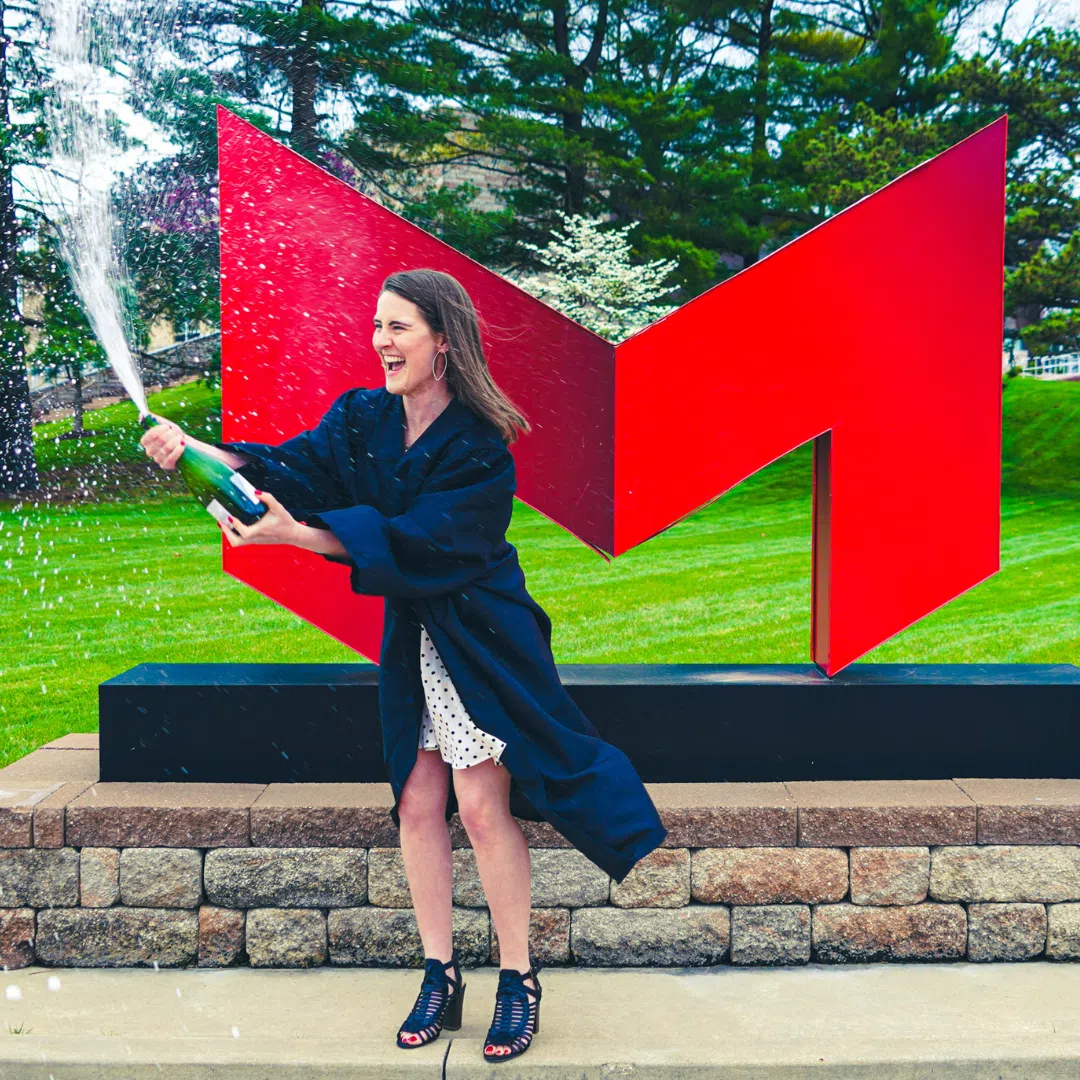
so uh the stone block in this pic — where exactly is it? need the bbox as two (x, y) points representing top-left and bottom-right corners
(251, 784), (399, 847)
(812, 903), (966, 962)
(850, 848), (930, 905)
(205, 848), (366, 908)
(967, 903), (1046, 962)
(79, 848), (119, 908)
(490, 908), (570, 966)
(531, 849), (610, 907)
(610, 849), (690, 908)
(120, 848), (203, 908)
(930, 846), (1080, 903)
(33, 781), (94, 848)
(66, 783), (261, 847)
(246, 908), (326, 968)
(453, 784), (797, 850)
(789, 780), (975, 846)
(0, 805), (33, 847)
(648, 783), (797, 847)
(0, 848), (79, 907)
(198, 905), (245, 967)
(0, 909), (35, 969)
(954, 779), (1080, 843)
(450, 817), (573, 849)
(452, 848), (484, 907)
(368, 848), (411, 907)
(1047, 903), (1080, 960)
(328, 907), (489, 967)
(36, 908), (198, 967)
(731, 905), (811, 965)
(511, 820), (574, 848)
(0, 783), (60, 846)
(571, 907), (730, 966)
(0, 748), (98, 784)
(380, 842), (617, 911)
(692, 847), (847, 905)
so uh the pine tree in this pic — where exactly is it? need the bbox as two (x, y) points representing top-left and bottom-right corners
(0, 0), (44, 493)
(800, 25), (1080, 357)
(951, 28), (1080, 355)
(117, 0), (419, 343)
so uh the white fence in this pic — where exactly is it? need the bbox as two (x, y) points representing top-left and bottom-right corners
(1022, 353), (1080, 380)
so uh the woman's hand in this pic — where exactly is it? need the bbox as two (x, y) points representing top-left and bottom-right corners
(219, 490), (305, 547)
(221, 491), (352, 560)
(140, 415), (186, 470)
(140, 415), (248, 471)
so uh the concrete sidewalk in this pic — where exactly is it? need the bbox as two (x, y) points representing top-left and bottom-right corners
(1, 963), (1079, 1078)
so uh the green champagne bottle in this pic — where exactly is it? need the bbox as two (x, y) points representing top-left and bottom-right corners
(141, 415), (268, 526)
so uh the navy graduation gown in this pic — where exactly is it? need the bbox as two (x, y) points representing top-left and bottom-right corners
(222, 386), (667, 883)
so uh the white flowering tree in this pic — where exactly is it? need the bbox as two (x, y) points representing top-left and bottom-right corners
(515, 213), (679, 341)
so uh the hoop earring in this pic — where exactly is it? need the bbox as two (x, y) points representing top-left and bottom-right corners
(433, 350), (447, 382)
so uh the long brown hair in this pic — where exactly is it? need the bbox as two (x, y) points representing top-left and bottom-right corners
(381, 268), (531, 445)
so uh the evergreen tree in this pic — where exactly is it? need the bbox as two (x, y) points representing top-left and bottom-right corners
(117, 0), (1080, 359)
(118, 0), (418, 343)
(672, 0), (867, 266)
(947, 27), (1080, 354)
(343, 0), (979, 285)
(134, 0), (413, 171)
(0, 0), (44, 493)
(344, 0), (762, 283)
(800, 25), (1080, 356)
(343, 0), (624, 265)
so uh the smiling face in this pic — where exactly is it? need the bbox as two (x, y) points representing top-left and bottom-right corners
(372, 290), (448, 397)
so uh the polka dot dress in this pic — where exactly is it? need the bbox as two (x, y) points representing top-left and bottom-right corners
(417, 625), (507, 769)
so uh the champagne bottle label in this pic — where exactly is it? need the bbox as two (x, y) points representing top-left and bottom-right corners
(206, 499), (232, 526)
(230, 472), (259, 500)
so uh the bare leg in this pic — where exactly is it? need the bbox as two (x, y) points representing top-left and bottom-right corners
(453, 759), (536, 1058)
(397, 747), (455, 1045)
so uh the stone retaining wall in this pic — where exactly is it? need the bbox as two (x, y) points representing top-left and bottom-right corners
(4, 736), (1080, 969)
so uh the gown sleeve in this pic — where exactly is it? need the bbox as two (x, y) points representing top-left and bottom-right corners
(308, 444), (515, 600)
(216, 390), (354, 514)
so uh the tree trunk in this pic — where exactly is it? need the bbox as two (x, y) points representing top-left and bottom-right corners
(71, 370), (84, 436)
(1013, 302), (1043, 332)
(554, 0), (608, 214)
(743, 0), (774, 269)
(0, 0), (39, 493)
(562, 96), (586, 214)
(289, 0), (324, 164)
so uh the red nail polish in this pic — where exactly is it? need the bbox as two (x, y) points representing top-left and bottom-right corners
(255, 490), (262, 496)
(227, 516), (234, 523)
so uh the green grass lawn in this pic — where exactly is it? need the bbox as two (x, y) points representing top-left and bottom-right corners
(2, 377), (1078, 767)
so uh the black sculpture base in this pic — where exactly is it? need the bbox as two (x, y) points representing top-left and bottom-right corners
(99, 663), (1080, 784)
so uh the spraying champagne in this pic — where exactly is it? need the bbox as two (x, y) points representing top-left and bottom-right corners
(140, 415), (267, 527)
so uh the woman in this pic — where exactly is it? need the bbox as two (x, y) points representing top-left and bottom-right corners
(141, 268), (667, 1063)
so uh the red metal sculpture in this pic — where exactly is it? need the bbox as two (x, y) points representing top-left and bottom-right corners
(217, 105), (1006, 675)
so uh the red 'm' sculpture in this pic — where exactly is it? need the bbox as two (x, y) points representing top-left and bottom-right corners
(217, 105), (1006, 675)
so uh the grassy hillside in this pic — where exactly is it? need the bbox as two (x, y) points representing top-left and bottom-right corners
(1, 376), (1077, 766)
(1001, 377), (1080, 497)
(28, 375), (1080, 500)
(32, 382), (223, 498)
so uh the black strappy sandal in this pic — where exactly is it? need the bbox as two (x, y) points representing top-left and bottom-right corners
(396, 950), (466, 1049)
(483, 963), (543, 1063)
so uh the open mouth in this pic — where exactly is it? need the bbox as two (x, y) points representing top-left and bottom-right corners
(384, 356), (405, 374)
